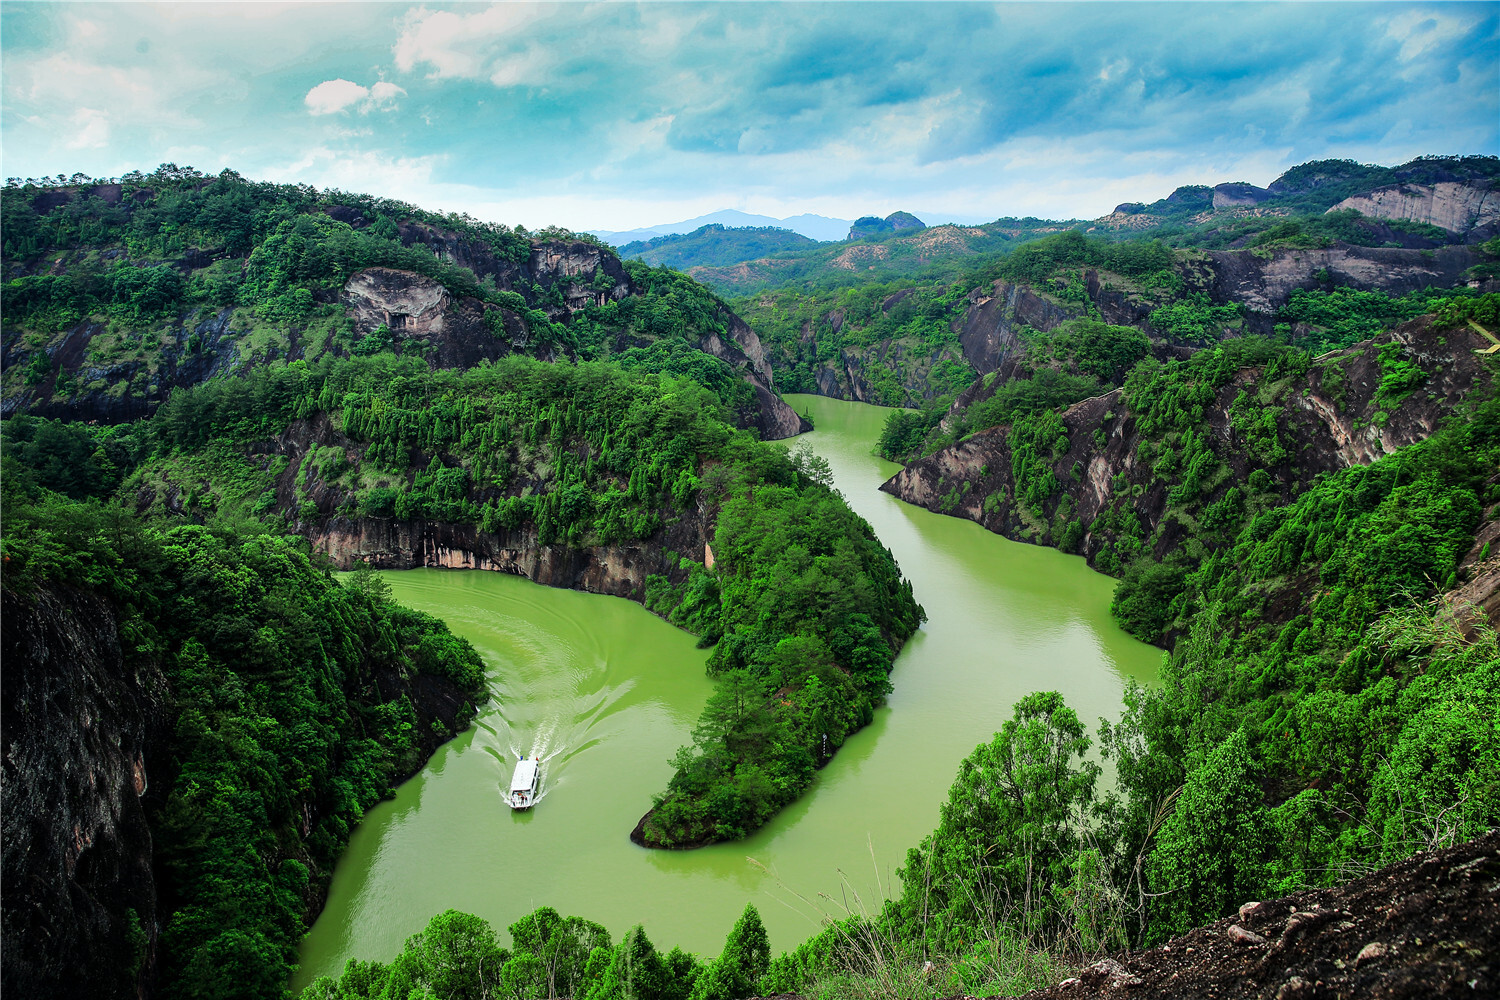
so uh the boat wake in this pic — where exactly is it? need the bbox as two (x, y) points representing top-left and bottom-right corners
(502, 718), (569, 807)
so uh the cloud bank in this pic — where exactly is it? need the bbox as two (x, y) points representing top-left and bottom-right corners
(3, 2), (1496, 230)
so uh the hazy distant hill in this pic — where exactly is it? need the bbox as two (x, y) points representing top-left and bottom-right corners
(617, 224), (820, 268)
(595, 208), (992, 246)
(593, 209), (852, 244)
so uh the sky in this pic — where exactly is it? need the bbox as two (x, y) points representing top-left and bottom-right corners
(2, 1), (1497, 232)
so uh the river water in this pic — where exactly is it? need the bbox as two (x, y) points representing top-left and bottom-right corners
(292, 395), (1160, 988)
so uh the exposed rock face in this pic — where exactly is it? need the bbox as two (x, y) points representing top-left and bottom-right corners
(306, 516), (711, 601)
(340, 267), (545, 370)
(345, 266), (451, 337)
(1330, 180), (1500, 238)
(1, 586), (169, 1000)
(846, 212), (925, 240)
(946, 244), (1488, 382)
(1018, 830), (1500, 1000)
(882, 320), (1498, 626)
(1212, 182), (1271, 209)
(3, 308), (249, 423)
(955, 274), (1155, 374)
(1201, 244), (1485, 319)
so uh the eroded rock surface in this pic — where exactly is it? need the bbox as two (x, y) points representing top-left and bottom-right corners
(1, 586), (168, 1000)
(882, 320), (1498, 627)
(1331, 180), (1500, 237)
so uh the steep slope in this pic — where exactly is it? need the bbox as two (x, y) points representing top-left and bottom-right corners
(883, 317), (1498, 625)
(1, 169), (803, 439)
(1, 488), (488, 1000)
(1021, 830), (1500, 999)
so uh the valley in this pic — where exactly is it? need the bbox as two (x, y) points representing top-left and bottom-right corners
(3, 153), (1497, 1000)
(291, 394), (1160, 987)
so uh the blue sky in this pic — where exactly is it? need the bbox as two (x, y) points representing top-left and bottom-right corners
(2, 2), (1496, 231)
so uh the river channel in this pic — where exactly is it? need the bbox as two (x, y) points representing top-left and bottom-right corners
(292, 394), (1161, 988)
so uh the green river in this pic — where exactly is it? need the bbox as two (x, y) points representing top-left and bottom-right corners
(293, 394), (1160, 988)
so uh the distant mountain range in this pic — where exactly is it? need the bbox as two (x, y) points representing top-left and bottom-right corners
(592, 209), (991, 246)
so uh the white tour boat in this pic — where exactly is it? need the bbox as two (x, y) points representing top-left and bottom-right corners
(507, 756), (541, 810)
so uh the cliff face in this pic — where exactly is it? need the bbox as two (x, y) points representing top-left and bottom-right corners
(882, 320), (1498, 624)
(955, 273), (1155, 374)
(1330, 180), (1500, 239)
(954, 245), (1487, 379)
(1, 585), (169, 1000)
(251, 414), (716, 599)
(1201, 244), (1486, 317)
(0, 570), (484, 1000)
(305, 515), (712, 600)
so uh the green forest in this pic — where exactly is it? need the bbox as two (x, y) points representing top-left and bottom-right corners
(4, 155), (1498, 1000)
(273, 328), (1498, 1000)
(4, 435), (488, 998)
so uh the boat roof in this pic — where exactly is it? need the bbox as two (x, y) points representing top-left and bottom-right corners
(510, 758), (539, 792)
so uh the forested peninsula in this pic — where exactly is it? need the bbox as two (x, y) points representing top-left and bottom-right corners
(4, 159), (1498, 1000)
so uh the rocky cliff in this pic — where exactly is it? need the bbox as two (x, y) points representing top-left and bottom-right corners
(339, 266), (802, 440)
(246, 413), (716, 598)
(882, 320), (1498, 624)
(954, 245), (1487, 377)
(305, 515), (712, 600)
(0, 569), (484, 1000)
(2, 585), (168, 1000)
(1330, 180), (1500, 239)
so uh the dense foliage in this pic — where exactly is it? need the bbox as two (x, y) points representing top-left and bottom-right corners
(618, 224), (819, 268)
(735, 280), (976, 406)
(301, 903), (781, 1000)
(112, 351), (924, 846)
(1, 166), (776, 423)
(2, 442), (487, 1000)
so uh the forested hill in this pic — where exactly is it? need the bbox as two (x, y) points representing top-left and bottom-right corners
(0, 165), (803, 439)
(618, 223), (820, 268)
(707, 155), (1499, 410)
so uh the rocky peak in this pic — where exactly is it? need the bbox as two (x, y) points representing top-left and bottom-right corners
(1212, 181), (1271, 209)
(847, 212), (926, 240)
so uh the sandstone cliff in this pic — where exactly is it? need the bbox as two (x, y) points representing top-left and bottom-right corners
(1330, 180), (1500, 239)
(245, 413), (716, 597)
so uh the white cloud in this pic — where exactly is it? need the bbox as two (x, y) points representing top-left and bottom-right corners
(489, 47), (552, 88)
(305, 79), (407, 115)
(66, 108), (111, 150)
(306, 79), (371, 115)
(393, 4), (552, 80)
(369, 81), (407, 105)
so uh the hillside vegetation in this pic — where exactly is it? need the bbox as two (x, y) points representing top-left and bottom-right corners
(3, 442), (488, 999)
(619, 224), (820, 268)
(1, 166), (799, 438)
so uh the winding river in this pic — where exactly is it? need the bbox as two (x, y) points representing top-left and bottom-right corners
(292, 395), (1160, 988)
